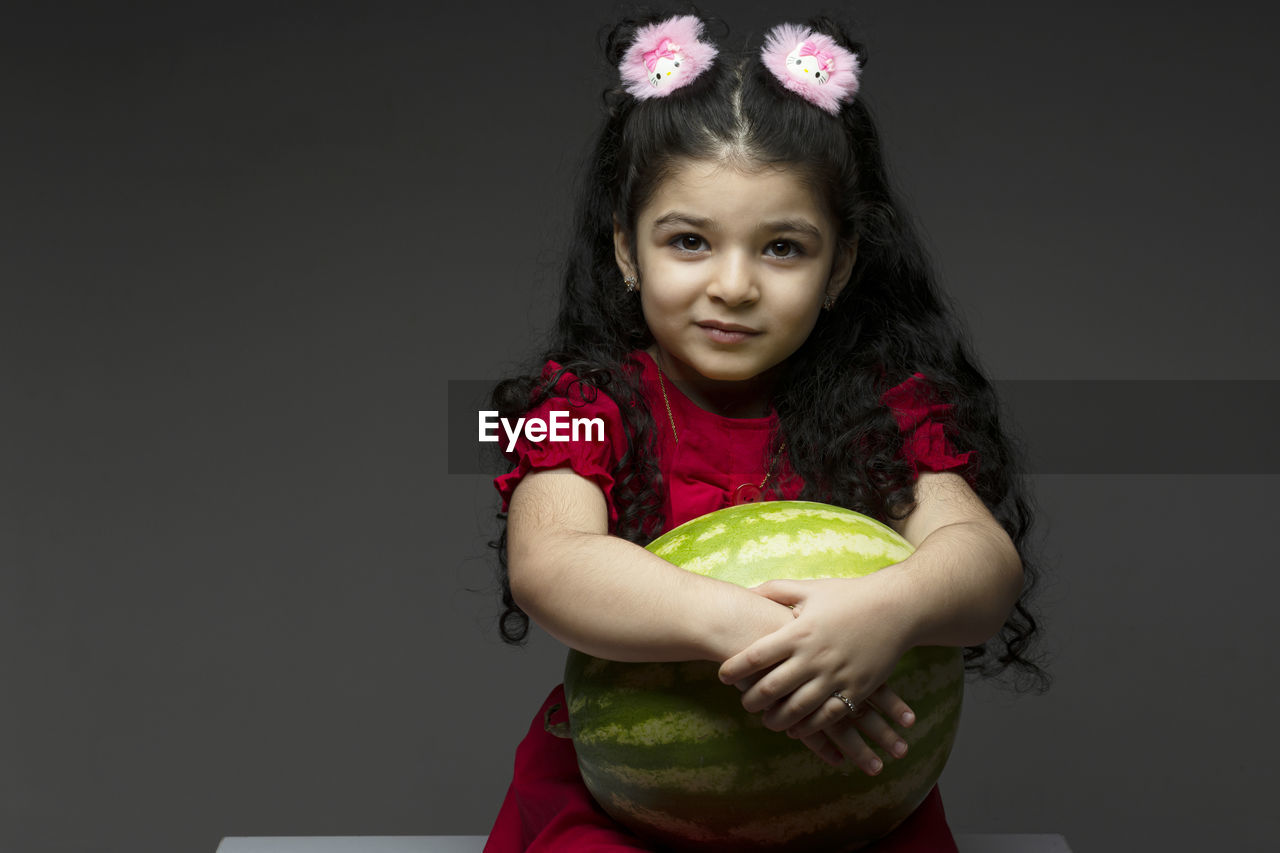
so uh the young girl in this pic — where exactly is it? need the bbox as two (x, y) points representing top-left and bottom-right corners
(485, 12), (1047, 852)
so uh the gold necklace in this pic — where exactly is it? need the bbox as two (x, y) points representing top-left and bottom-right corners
(654, 360), (786, 505)
(655, 364), (681, 444)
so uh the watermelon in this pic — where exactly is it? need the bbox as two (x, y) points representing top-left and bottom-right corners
(562, 500), (964, 852)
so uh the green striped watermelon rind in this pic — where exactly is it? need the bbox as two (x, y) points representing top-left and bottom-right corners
(564, 500), (965, 851)
(644, 501), (916, 592)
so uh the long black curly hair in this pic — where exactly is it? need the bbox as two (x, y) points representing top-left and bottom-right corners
(490, 10), (1049, 693)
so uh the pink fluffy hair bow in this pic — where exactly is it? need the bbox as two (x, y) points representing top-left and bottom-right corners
(760, 23), (860, 114)
(620, 15), (718, 99)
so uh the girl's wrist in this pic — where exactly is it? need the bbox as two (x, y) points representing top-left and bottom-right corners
(706, 592), (794, 662)
(855, 567), (924, 654)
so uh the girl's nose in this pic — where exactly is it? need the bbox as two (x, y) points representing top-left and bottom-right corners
(706, 253), (759, 306)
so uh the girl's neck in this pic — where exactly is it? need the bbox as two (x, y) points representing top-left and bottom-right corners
(645, 346), (779, 419)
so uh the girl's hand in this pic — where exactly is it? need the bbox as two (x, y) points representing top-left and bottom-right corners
(717, 575), (916, 739)
(808, 693), (915, 776)
(726, 669), (869, 770)
(727, 664), (915, 775)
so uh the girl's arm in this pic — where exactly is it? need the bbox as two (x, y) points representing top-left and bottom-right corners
(506, 467), (796, 662)
(880, 469), (1024, 647)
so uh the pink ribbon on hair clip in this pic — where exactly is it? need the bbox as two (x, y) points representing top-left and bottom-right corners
(621, 15), (718, 99)
(643, 38), (680, 71)
(797, 41), (836, 70)
(760, 23), (860, 114)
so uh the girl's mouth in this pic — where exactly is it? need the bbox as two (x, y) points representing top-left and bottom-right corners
(697, 321), (760, 343)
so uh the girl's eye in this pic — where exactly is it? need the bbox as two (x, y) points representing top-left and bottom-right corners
(766, 240), (801, 258)
(674, 234), (706, 252)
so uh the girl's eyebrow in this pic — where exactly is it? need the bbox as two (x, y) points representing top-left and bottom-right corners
(651, 211), (823, 241)
(761, 218), (824, 241)
(651, 212), (713, 230)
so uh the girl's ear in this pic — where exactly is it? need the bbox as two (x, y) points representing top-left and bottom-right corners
(826, 234), (859, 299)
(613, 219), (638, 281)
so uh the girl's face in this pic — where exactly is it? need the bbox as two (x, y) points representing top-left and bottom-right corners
(614, 157), (856, 417)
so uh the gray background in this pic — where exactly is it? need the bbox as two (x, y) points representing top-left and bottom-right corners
(4, 1), (1278, 851)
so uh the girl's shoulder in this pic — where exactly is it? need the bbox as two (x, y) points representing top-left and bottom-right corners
(879, 371), (978, 486)
(493, 351), (651, 526)
(881, 371), (944, 409)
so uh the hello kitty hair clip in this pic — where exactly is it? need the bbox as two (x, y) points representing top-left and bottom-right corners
(620, 14), (718, 99)
(760, 23), (861, 114)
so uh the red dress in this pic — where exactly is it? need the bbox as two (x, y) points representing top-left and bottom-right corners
(487, 350), (977, 852)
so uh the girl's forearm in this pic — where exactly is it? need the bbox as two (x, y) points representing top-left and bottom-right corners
(878, 520), (1024, 649)
(509, 529), (794, 663)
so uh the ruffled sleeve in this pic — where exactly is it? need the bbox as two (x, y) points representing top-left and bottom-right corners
(492, 361), (629, 527)
(880, 372), (980, 486)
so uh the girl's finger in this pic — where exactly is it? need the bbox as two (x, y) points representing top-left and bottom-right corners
(825, 716), (885, 777)
(758, 680), (834, 732)
(866, 683), (917, 728)
(728, 669), (766, 693)
(798, 730), (844, 768)
(738, 659), (808, 714)
(718, 630), (794, 685)
(849, 702), (910, 763)
(785, 695), (860, 739)
(751, 579), (808, 608)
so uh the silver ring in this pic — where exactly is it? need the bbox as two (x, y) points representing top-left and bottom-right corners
(832, 691), (860, 716)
